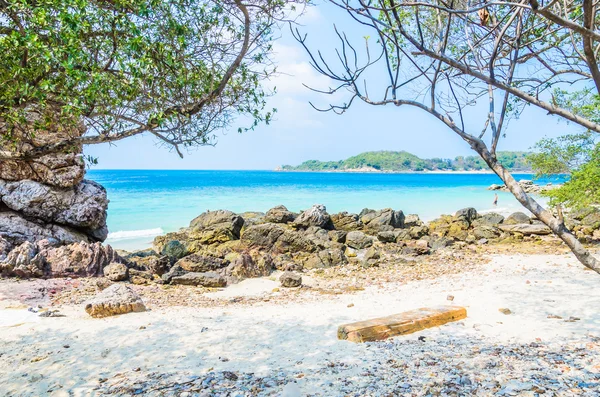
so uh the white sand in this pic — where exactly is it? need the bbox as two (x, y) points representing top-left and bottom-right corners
(1, 253), (599, 396)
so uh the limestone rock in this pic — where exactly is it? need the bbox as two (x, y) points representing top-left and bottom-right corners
(171, 272), (227, 287)
(175, 254), (228, 273)
(189, 210), (244, 244)
(293, 204), (334, 230)
(265, 205), (296, 224)
(42, 241), (123, 277)
(0, 179), (108, 241)
(504, 212), (532, 225)
(331, 212), (362, 231)
(361, 208), (404, 231)
(280, 271), (302, 288)
(0, 210), (91, 247)
(346, 231), (374, 249)
(84, 284), (146, 318)
(103, 262), (128, 282)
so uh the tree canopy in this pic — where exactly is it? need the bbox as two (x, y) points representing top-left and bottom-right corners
(0, 0), (295, 158)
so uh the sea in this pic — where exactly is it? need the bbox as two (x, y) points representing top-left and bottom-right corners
(87, 170), (564, 251)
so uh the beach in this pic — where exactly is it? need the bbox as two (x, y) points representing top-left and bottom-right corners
(1, 248), (599, 396)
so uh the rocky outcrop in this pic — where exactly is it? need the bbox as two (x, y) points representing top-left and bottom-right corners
(0, 179), (108, 241)
(84, 284), (146, 318)
(293, 204), (334, 230)
(189, 210), (244, 244)
(488, 180), (560, 194)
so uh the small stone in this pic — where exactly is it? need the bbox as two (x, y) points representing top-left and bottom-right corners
(447, 295), (454, 301)
(547, 314), (563, 319)
(280, 271), (302, 288)
(499, 308), (512, 315)
(347, 303), (354, 308)
(84, 284), (146, 318)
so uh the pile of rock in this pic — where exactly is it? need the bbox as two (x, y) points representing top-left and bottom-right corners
(488, 179), (560, 194)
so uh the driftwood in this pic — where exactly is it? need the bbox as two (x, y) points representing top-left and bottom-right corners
(338, 305), (467, 343)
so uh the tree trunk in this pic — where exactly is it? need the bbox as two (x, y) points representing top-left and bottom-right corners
(475, 144), (600, 274)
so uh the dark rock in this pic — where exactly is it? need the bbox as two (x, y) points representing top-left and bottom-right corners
(160, 240), (188, 259)
(189, 210), (244, 244)
(241, 223), (285, 248)
(472, 225), (501, 239)
(280, 271), (302, 288)
(264, 205), (296, 224)
(304, 248), (347, 269)
(161, 264), (187, 283)
(454, 207), (478, 225)
(361, 208), (404, 230)
(128, 269), (153, 285)
(473, 212), (505, 226)
(377, 231), (397, 243)
(273, 230), (317, 253)
(175, 254), (228, 272)
(171, 272), (227, 287)
(328, 230), (347, 243)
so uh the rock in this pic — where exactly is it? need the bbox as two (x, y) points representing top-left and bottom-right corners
(361, 208), (404, 231)
(582, 210), (600, 229)
(84, 284), (146, 318)
(170, 272), (227, 287)
(409, 225), (429, 239)
(0, 241), (44, 277)
(499, 308), (512, 315)
(331, 212), (362, 231)
(189, 210), (244, 244)
(403, 214), (423, 228)
(328, 230), (347, 243)
(280, 271), (302, 288)
(175, 254), (228, 272)
(454, 208), (478, 225)
(241, 223), (285, 248)
(504, 212), (532, 225)
(0, 179), (108, 241)
(42, 241), (123, 278)
(377, 231), (397, 243)
(293, 204), (334, 230)
(161, 264), (187, 284)
(499, 224), (552, 235)
(103, 262), (128, 282)
(472, 212), (504, 226)
(472, 225), (501, 239)
(274, 230), (317, 253)
(224, 253), (273, 283)
(487, 183), (503, 190)
(0, 210), (91, 247)
(345, 231), (374, 249)
(303, 226), (333, 249)
(304, 248), (347, 269)
(128, 269), (152, 285)
(402, 239), (430, 255)
(0, 236), (11, 261)
(362, 246), (381, 267)
(264, 205), (296, 223)
(160, 240), (188, 259)
(129, 254), (170, 276)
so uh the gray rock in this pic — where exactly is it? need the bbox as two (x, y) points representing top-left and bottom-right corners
(499, 224), (552, 235)
(331, 212), (362, 231)
(346, 231), (374, 249)
(264, 205), (296, 224)
(0, 241), (44, 277)
(361, 208), (404, 230)
(454, 207), (478, 225)
(103, 262), (129, 282)
(504, 212), (532, 225)
(84, 284), (146, 318)
(377, 231), (397, 243)
(160, 240), (188, 259)
(171, 272), (227, 287)
(224, 253), (273, 283)
(304, 248), (347, 269)
(161, 264), (187, 283)
(175, 254), (228, 272)
(473, 212), (505, 226)
(280, 271), (302, 288)
(403, 214), (423, 228)
(472, 225), (501, 239)
(241, 223), (285, 248)
(293, 204), (334, 230)
(0, 179), (108, 240)
(328, 230), (347, 243)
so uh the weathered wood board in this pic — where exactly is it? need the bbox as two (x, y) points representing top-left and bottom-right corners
(338, 305), (467, 343)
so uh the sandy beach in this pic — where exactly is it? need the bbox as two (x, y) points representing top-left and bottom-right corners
(1, 250), (599, 396)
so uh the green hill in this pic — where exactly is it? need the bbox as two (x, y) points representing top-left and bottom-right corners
(280, 151), (532, 172)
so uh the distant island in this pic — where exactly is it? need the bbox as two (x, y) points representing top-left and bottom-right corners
(278, 150), (532, 173)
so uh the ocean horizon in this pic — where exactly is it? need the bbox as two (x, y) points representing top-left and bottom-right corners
(88, 169), (564, 251)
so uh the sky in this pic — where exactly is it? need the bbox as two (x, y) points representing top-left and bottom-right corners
(85, 2), (583, 170)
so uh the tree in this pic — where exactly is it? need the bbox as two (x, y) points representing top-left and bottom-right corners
(0, 0), (297, 160)
(292, 0), (600, 273)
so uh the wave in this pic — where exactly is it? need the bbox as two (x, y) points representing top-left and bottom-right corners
(107, 228), (164, 240)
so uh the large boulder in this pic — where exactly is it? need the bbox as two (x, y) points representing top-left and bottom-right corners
(189, 210), (244, 244)
(0, 179), (108, 241)
(360, 208), (404, 231)
(84, 284), (146, 318)
(0, 106), (86, 188)
(224, 253), (273, 283)
(293, 204), (334, 230)
(41, 241), (123, 278)
(0, 241), (44, 278)
(346, 231), (374, 249)
(175, 254), (228, 272)
(454, 208), (478, 226)
(331, 212), (362, 231)
(0, 210), (91, 247)
(170, 272), (227, 287)
(472, 225), (501, 239)
(403, 214), (423, 228)
(274, 230), (317, 253)
(264, 205), (296, 224)
(504, 212), (531, 225)
(241, 223), (285, 248)
(473, 212), (505, 226)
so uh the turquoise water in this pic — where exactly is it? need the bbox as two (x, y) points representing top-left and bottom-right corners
(87, 170), (563, 250)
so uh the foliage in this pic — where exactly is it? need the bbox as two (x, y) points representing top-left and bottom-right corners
(0, 0), (292, 156)
(282, 151), (532, 172)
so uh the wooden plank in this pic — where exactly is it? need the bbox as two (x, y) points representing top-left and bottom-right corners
(338, 305), (467, 343)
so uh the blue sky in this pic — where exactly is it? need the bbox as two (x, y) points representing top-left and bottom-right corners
(85, 2), (582, 170)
